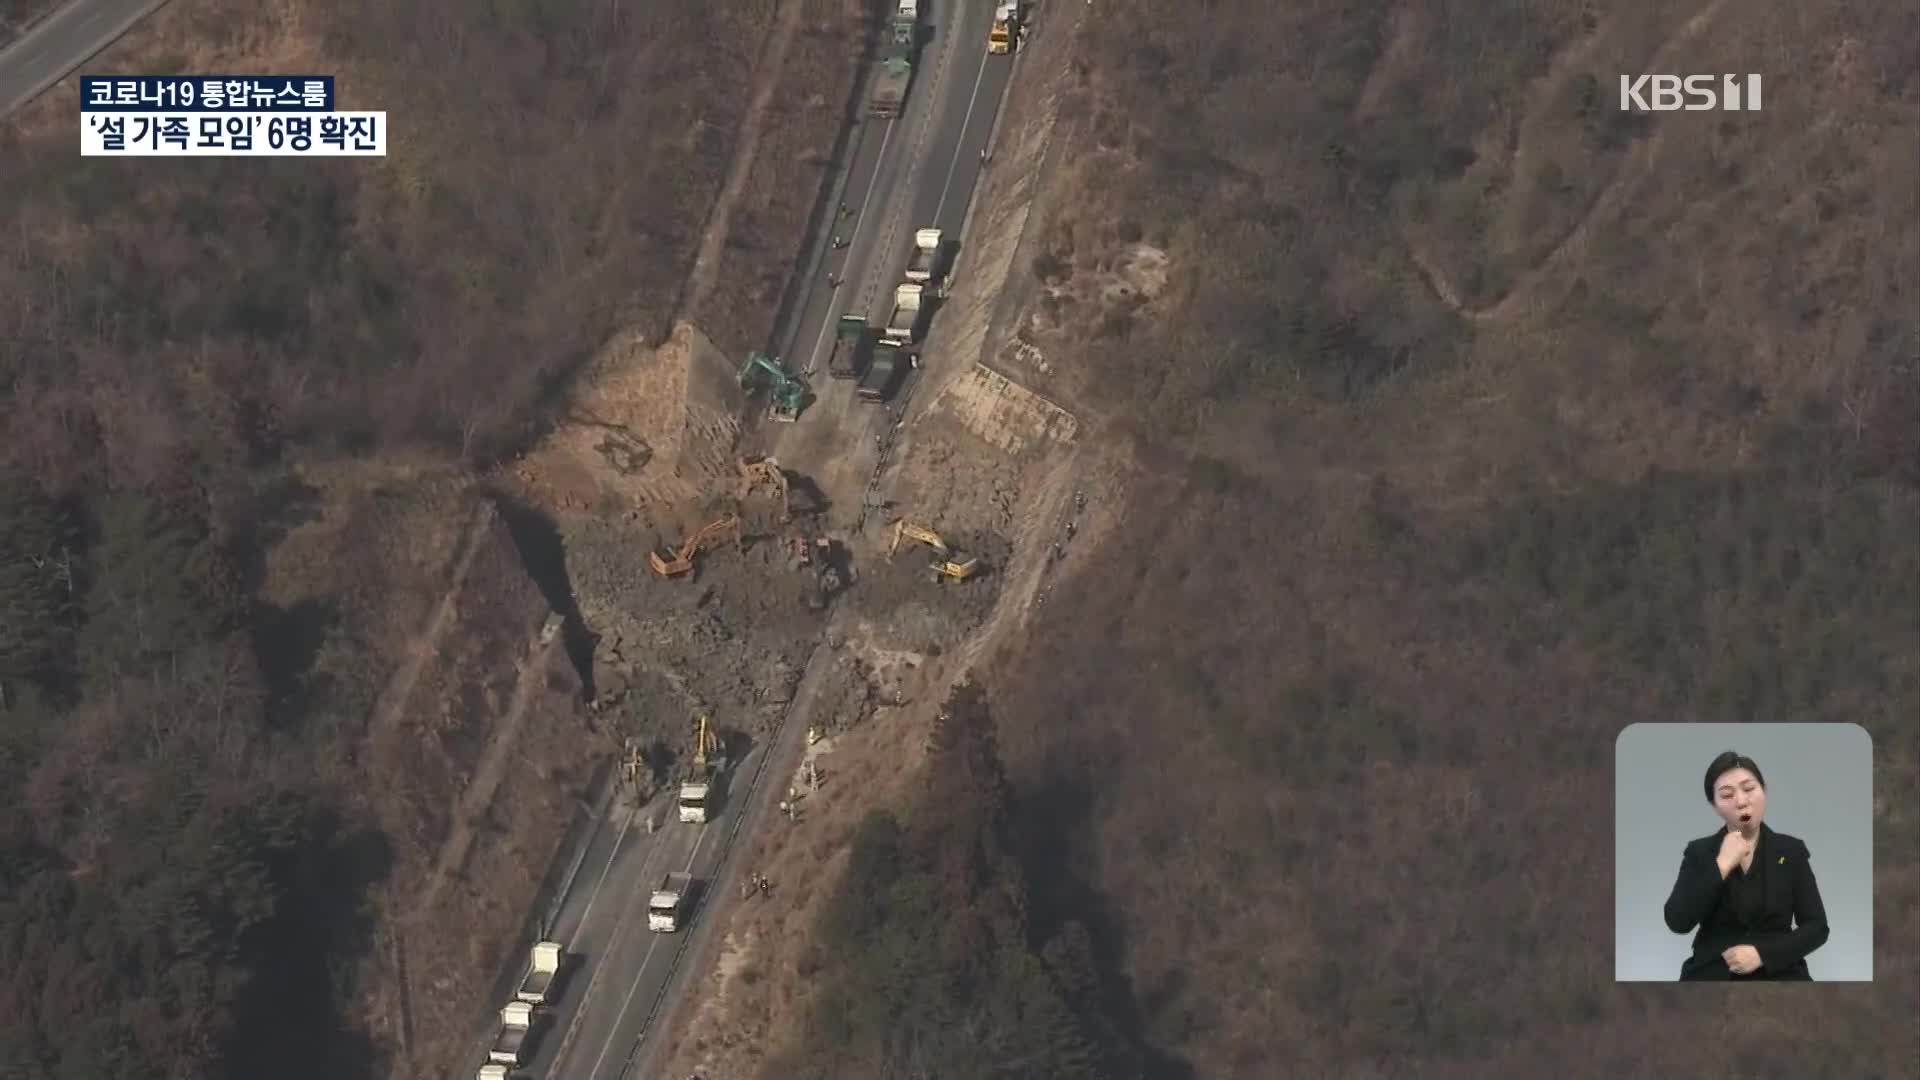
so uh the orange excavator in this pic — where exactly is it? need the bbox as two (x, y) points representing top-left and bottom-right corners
(649, 513), (743, 577)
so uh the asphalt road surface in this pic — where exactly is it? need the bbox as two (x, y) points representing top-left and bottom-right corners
(486, 2), (1020, 1076)
(0, 0), (170, 118)
(529, 644), (837, 1080)
(760, 0), (1017, 511)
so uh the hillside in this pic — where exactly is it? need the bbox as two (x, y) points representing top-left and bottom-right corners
(745, 0), (1918, 1075)
(0, 0), (836, 1074)
(988, 0), (1918, 1074)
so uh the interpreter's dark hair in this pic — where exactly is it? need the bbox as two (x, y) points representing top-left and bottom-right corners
(1704, 751), (1766, 803)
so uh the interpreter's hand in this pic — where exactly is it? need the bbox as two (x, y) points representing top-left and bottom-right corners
(1722, 944), (1762, 975)
(1716, 829), (1755, 871)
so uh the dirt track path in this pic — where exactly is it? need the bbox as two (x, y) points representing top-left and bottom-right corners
(1404, 0), (1730, 323)
(412, 631), (559, 917)
(680, 0), (809, 317)
(366, 500), (494, 748)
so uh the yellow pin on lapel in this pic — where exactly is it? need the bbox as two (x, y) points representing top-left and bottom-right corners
(1778, 856), (1786, 864)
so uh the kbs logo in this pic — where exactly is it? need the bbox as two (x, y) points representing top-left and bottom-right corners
(1619, 74), (1762, 112)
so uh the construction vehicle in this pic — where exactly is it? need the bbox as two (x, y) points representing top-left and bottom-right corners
(988, 2), (1020, 54)
(678, 714), (724, 824)
(857, 340), (908, 403)
(648, 513), (742, 578)
(791, 532), (845, 610)
(738, 351), (809, 422)
(883, 282), (930, 344)
(889, 519), (981, 581)
(476, 1065), (513, 1080)
(514, 941), (564, 1005)
(738, 455), (792, 521)
(904, 227), (948, 286)
(826, 313), (872, 380)
(888, 0), (919, 57)
(487, 1002), (545, 1066)
(649, 872), (696, 932)
(869, 57), (913, 118)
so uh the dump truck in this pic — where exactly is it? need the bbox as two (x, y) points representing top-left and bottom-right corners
(869, 57), (912, 118)
(883, 282), (929, 344)
(904, 227), (947, 286)
(514, 941), (563, 1005)
(858, 341), (909, 403)
(826, 313), (872, 380)
(487, 1002), (544, 1067)
(989, 3), (1019, 54)
(649, 872), (695, 932)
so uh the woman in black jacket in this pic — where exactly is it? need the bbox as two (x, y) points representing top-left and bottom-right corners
(1663, 751), (1830, 980)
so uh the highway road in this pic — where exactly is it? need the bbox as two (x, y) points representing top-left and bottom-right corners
(0, 0), (170, 119)
(529, 643), (838, 1080)
(762, 0), (1017, 510)
(484, 2), (1022, 1076)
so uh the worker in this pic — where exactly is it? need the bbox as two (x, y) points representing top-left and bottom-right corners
(1066, 521), (1076, 538)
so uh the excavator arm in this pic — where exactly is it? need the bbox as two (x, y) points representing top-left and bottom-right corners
(889, 518), (950, 557)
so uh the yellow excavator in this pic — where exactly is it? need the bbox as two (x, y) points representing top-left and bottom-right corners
(737, 456), (791, 522)
(889, 518), (979, 581)
(649, 513), (743, 577)
(678, 714), (723, 824)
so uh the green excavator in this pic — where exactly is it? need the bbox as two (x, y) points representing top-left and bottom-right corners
(738, 351), (810, 423)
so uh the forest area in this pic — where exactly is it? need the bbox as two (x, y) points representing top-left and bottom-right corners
(962, 0), (1918, 1074)
(760, 683), (1149, 1080)
(0, 0), (786, 1074)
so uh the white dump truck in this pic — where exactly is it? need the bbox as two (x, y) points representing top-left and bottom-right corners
(883, 282), (929, 345)
(487, 1001), (543, 1067)
(514, 940), (563, 1005)
(904, 227), (947, 286)
(648, 872), (695, 933)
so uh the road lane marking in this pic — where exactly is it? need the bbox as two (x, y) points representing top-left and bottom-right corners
(586, 748), (753, 1079)
(803, 117), (897, 376)
(546, 810), (680, 1076)
(582, 811), (721, 1080)
(563, 804), (638, 948)
(932, 39), (993, 221)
